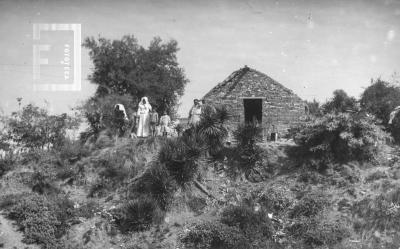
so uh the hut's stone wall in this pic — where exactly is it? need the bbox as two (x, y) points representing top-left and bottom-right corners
(203, 66), (306, 138)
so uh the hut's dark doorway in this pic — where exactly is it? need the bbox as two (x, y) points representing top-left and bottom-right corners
(244, 98), (262, 124)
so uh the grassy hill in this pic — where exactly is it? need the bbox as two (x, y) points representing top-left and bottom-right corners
(1, 128), (400, 249)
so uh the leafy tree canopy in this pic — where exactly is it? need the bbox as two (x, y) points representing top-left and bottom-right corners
(83, 35), (189, 115)
(360, 78), (400, 124)
(322, 89), (358, 114)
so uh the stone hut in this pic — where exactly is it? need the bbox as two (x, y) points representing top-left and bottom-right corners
(202, 66), (307, 139)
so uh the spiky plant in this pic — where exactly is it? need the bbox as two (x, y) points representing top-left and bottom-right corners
(196, 105), (230, 156)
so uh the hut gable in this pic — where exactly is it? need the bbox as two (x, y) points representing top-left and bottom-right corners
(203, 65), (306, 137)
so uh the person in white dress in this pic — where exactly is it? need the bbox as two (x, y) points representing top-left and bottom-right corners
(136, 97), (152, 137)
(159, 111), (171, 137)
(188, 99), (202, 126)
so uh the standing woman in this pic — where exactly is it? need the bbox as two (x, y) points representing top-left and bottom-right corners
(188, 99), (202, 126)
(136, 97), (152, 137)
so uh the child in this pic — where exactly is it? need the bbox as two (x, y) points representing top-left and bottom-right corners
(159, 111), (171, 137)
(149, 108), (159, 137)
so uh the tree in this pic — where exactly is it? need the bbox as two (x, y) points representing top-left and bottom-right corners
(305, 99), (322, 117)
(7, 104), (79, 150)
(83, 35), (188, 115)
(322, 89), (358, 114)
(360, 79), (400, 143)
(360, 79), (400, 124)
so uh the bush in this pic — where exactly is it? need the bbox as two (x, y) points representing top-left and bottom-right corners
(94, 151), (133, 190)
(365, 170), (388, 182)
(289, 190), (330, 218)
(0, 153), (14, 177)
(196, 105), (230, 156)
(30, 170), (60, 195)
(59, 138), (90, 162)
(78, 94), (135, 140)
(3, 193), (75, 248)
(257, 186), (294, 215)
(220, 204), (274, 240)
(180, 221), (249, 249)
(303, 218), (350, 247)
(293, 112), (387, 164)
(352, 187), (400, 232)
(229, 123), (264, 174)
(158, 137), (201, 186)
(128, 163), (176, 211)
(287, 216), (350, 247)
(75, 200), (100, 219)
(7, 103), (79, 150)
(187, 195), (208, 215)
(113, 196), (165, 233)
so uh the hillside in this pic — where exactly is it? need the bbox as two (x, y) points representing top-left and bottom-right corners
(1, 126), (400, 249)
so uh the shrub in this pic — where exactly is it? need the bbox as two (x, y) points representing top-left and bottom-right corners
(87, 180), (109, 198)
(196, 105), (230, 156)
(293, 112), (387, 164)
(257, 186), (294, 215)
(365, 170), (388, 182)
(180, 221), (249, 249)
(158, 137), (201, 186)
(30, 170), (60, 195)
(77, 94), (135, 140)
(187, 195), (208, 215)
(220, 204), (274, 240)
(113, 196), (165, 233)
(230, 123), (264, 173)
(0, 153), (14, 177)
(75, 200), (100, 219)
(7, 103), (79, 150)
(289, 190), (330, 218)
(287, 216), (350, 247)
(95, 151), (133, 190)
(3, 193), (75, 248)
(352, 187), (400, 232)
(58, 138), (90, 162)
(128, 163), (176, 211)
(303, 218), (350, 247)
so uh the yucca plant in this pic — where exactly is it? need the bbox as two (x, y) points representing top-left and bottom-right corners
(196, 105), (230, 156)
(128, 163), (176, 210)
(157, 137), (202, 186)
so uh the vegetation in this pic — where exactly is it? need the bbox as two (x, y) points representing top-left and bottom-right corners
(5, 103), (79, 150)
(1, 36), (400, 249)
(180, 221), (249, 249)
(83, 35), (188, 115)
(1, 193), (75, 249)
(232, 123), (264, 172)
(293, 112), (387, 166)
(322, 89), (358, 114)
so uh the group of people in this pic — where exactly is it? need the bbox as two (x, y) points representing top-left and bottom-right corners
(113, 97), (207, 139)
(114, 97), (171, 138)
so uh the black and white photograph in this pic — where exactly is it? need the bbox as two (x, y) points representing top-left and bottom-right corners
(1, 0), (400, 248)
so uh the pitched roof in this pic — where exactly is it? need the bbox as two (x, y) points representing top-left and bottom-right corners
(204, 65), (296, 99)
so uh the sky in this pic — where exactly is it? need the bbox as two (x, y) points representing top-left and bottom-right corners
(0, 0), (399, 117)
